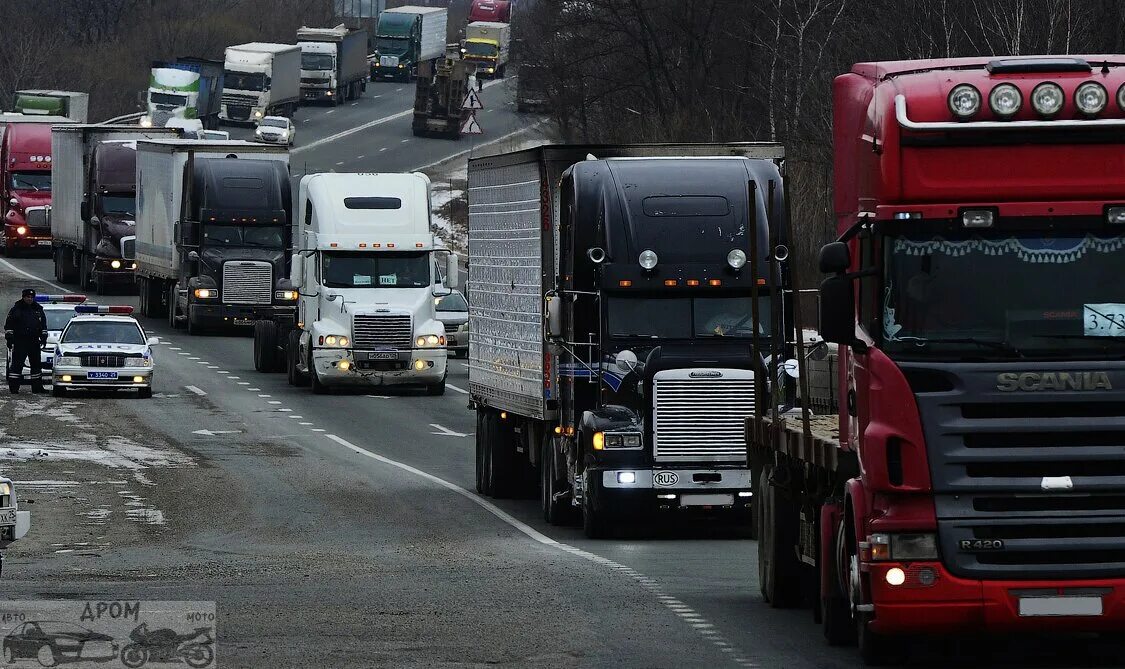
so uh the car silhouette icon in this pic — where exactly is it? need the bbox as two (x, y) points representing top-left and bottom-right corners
(2, 620), (117, 666)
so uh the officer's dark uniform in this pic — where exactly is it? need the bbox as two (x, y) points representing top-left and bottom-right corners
(5, 289), (48, 394)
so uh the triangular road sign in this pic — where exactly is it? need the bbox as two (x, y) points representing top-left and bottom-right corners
(461, 113), (483, 135)
(462, 88), (484, 110)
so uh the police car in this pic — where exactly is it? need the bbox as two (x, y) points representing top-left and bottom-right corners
(51, 306), (158, 398)
(25, 294), (88, 383)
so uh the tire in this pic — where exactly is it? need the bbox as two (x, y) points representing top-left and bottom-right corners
(475, 410), (488, 494)
(581, 469), (611, 539)
(541, 435), (572, 525)
(37, 644), (59, 667)
(79, 254), (93, 290)
(425, 372), (446, 396)
(168, 285), (183, 329)
(486, 412), (517, 498)
(310, 350), (329, 394)
(758, 466), (803, 608)
(52, 385), (65, 397)
(2, 644), (14, 663)
(186, 309), (200, 336)
(254, 321), (279, 373)
(138, 386), (152, 399)
(287, 330), (307, 386)
(185, 644), (214, 668)
(120, 645), (146, 669)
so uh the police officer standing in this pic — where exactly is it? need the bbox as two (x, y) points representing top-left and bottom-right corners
(5, 288), (48, 394)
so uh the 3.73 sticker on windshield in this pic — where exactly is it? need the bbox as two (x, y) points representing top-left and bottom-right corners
(1083, 303), (1125, 337)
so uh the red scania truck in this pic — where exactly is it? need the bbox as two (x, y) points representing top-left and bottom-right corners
(749, 56), (1125, 664)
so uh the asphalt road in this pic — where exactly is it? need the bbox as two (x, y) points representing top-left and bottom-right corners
(2, 81), (1123, 668)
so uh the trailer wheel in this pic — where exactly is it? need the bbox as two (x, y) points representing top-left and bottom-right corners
(475, 410), (491, 495)
(541, 434), (573, 525)
(253, 321), (279, 372)
(486, 412), (518, 498)
(758, 465), (802, 608)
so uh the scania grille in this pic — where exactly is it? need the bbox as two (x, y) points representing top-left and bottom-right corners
(221, 261), (272, 305)
(652, 370), (755, 462)
(353, 315), (412, 349)
(906, 362), (1125, 580)
(81, 354), (127, 367)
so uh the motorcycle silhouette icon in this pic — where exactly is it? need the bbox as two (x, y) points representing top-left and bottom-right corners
(120, 623), (214, 668)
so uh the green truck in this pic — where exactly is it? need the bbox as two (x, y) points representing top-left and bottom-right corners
(13, 90), (88, 123)
(370, 6), (448, 82)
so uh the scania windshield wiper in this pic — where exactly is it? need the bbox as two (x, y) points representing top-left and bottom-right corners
(898, 336), (1025, 357)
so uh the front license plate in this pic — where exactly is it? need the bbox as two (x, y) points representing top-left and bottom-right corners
(233, 318), (253, 326)
(37, 240), (51, 246)
(679, 493), (734, 507)
(366, 351), (397, 361)
(1019, 596), (1103, 617)
(0, 508), (15, 526)
(87, 371), (118, 380)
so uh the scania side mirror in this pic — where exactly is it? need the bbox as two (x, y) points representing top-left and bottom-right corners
(290, 253), (305, 289)
(545, 291), (562, 339)
(818, 275), (856, 346)
(819, 241), (851, 274)
(445, 252), (460, 290)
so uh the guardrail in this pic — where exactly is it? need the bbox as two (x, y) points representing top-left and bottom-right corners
(97, 111), (146, 125)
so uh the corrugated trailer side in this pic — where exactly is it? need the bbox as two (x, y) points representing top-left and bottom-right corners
(134, 143), (180, 280)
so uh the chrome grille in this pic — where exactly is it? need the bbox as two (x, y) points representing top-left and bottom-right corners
(353, 314), (412, 349)
(221, 93), (257, 105)
(81, 354), (125, 367)
(222, 261), (272, 305)
(653, 370), (756, 462)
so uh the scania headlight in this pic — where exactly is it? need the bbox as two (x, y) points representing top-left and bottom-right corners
(867, 533), (938, 561)
(416, 334), (444, 347)
(1031, 82), (1064, 116)
(988, 83), (1022, 118)
(1075, 81), (1108, 115)
(274, 290), (297, 300)
(56, 356), (81, 367)
(947, 83), (981, 119)
(125, 357), (153, 368)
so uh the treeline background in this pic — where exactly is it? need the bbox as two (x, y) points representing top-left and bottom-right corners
(4, 0), (1124, 283)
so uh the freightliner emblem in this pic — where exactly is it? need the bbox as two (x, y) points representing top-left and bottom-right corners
(996, 371), (1112, 392)
(689, 371), (723, 378)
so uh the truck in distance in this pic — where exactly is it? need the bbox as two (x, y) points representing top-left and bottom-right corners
(297, 25), (369, 105)
(468, 143), (787, 538)
(749, 55), (1125, 664)
(142, 57), (224, 130)
(220, 43), (301, 124)
(462, 21), (510, 78)
(412, 52), (470, 139)
(13, 91), (88, 123)
(257, 172), (457, 396)
(49, 125), (181, 292)
(1, 118), (75, 255)
(370, 6), (448, 82)
(132, 140), (295, 335)
(469, 0), (511, 22)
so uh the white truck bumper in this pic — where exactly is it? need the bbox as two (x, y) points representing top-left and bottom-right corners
(311, 348), (446, 386)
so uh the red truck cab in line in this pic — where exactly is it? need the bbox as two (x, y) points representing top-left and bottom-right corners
(1, 122), (54, 254)
(469, 0), (510, 23)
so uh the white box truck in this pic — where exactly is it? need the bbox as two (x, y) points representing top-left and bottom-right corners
(256, 172), (459, 395)
(220, 43), (302, 124)
(50, 125), (180, 292)
(297, 25), (369, 105)
(133, 140), (295, 335)
(370, 6), (448, 81)
(463, 21), (511, 78)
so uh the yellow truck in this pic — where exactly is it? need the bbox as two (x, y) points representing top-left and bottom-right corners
(462, 21), (510, 78)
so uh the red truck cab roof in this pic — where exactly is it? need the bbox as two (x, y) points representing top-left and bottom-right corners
(2, 122), (54, 173)
(833, 55), (1125, 233)
(469, 0), (510, 22)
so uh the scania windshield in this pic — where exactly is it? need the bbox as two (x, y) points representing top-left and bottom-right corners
(607, 297), (771, 339)
(882, 229), (1125, 360)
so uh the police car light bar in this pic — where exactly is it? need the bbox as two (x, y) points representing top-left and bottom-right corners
(74, 305), (134, 314)
(35, 294), (87, 303)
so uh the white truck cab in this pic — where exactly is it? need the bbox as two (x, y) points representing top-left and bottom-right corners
(285, 172), (458, 395)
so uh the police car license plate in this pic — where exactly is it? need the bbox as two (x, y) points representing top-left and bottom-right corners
(88, 371), (118, 380)
(0, 509), (15, 526)
(366, 351), (397, 361)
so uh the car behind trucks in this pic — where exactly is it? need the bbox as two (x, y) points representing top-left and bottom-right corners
(13, 90), (88, 123)
(143, 58), (224, 130)
(220, 43), (301, 124)
(371, 6), (448, 82)
(133, 140), (296, 335)
(0, 117), (76, 255)
(412, 52), (470, 139)
(748, 55), (1125, 665)
(462, 22), (510, 78)
(50, 125), (181, 292)
(469, 143), (787, 537)
(254, 172), (457, 395)
(298, 25), (369, 105)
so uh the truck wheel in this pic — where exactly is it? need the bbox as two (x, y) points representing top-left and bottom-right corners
(758, 466), (802, 608)
(475, 410), (489, 494)
(486, 412), (517, 498)
(541, 435), (573, 525)
(79, 254), (93, 290)
(822, 516), (857, 645)
(425, 372), (446, 396)
(287, 330), (307, 386)
(309, 351), (329, 394)
(168, 286), (183, 329)
(186, 309), (201, 336)
(852, 549), (905, 665)
(144, 278), (166, 317)
(581, 469), (612, 539)
(253, 321), (279, 373)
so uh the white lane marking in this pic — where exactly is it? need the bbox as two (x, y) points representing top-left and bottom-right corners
(335, 161), (344, 166)
(276, 407), (291, 411)
(248, 387), (261, 391)
(430, 423), (470, 437)
(412, 119), (545, 172)
(379, 147), (387, 152)
(351, 103), (358, 107)
(289, 415), (303, 419)
(326, 109), (335, 114)
(185, 386), (207, 396)
(188, 357), (200, 360)
(228, 376), (240, 380)
(299, 422), (313, 426)
(366, 395), (391, 399)
(268, 401), (282, 405)
(356, 154), (365, 159)
(311, 428), (326, 432)
(371, 95), (382, 99)
(177, 352), (190, 356)
(207, 365), (219, 369)
(258, 394), (271, 397)
(168, 347), (182, 351)
(395, 87), (403, 92)
(321, 433), (753, 665)
(400, 138), (409, 143)
(0, 257), (68, 291)
(217, 371), (229, 375)
(446, 382), (469, 395)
